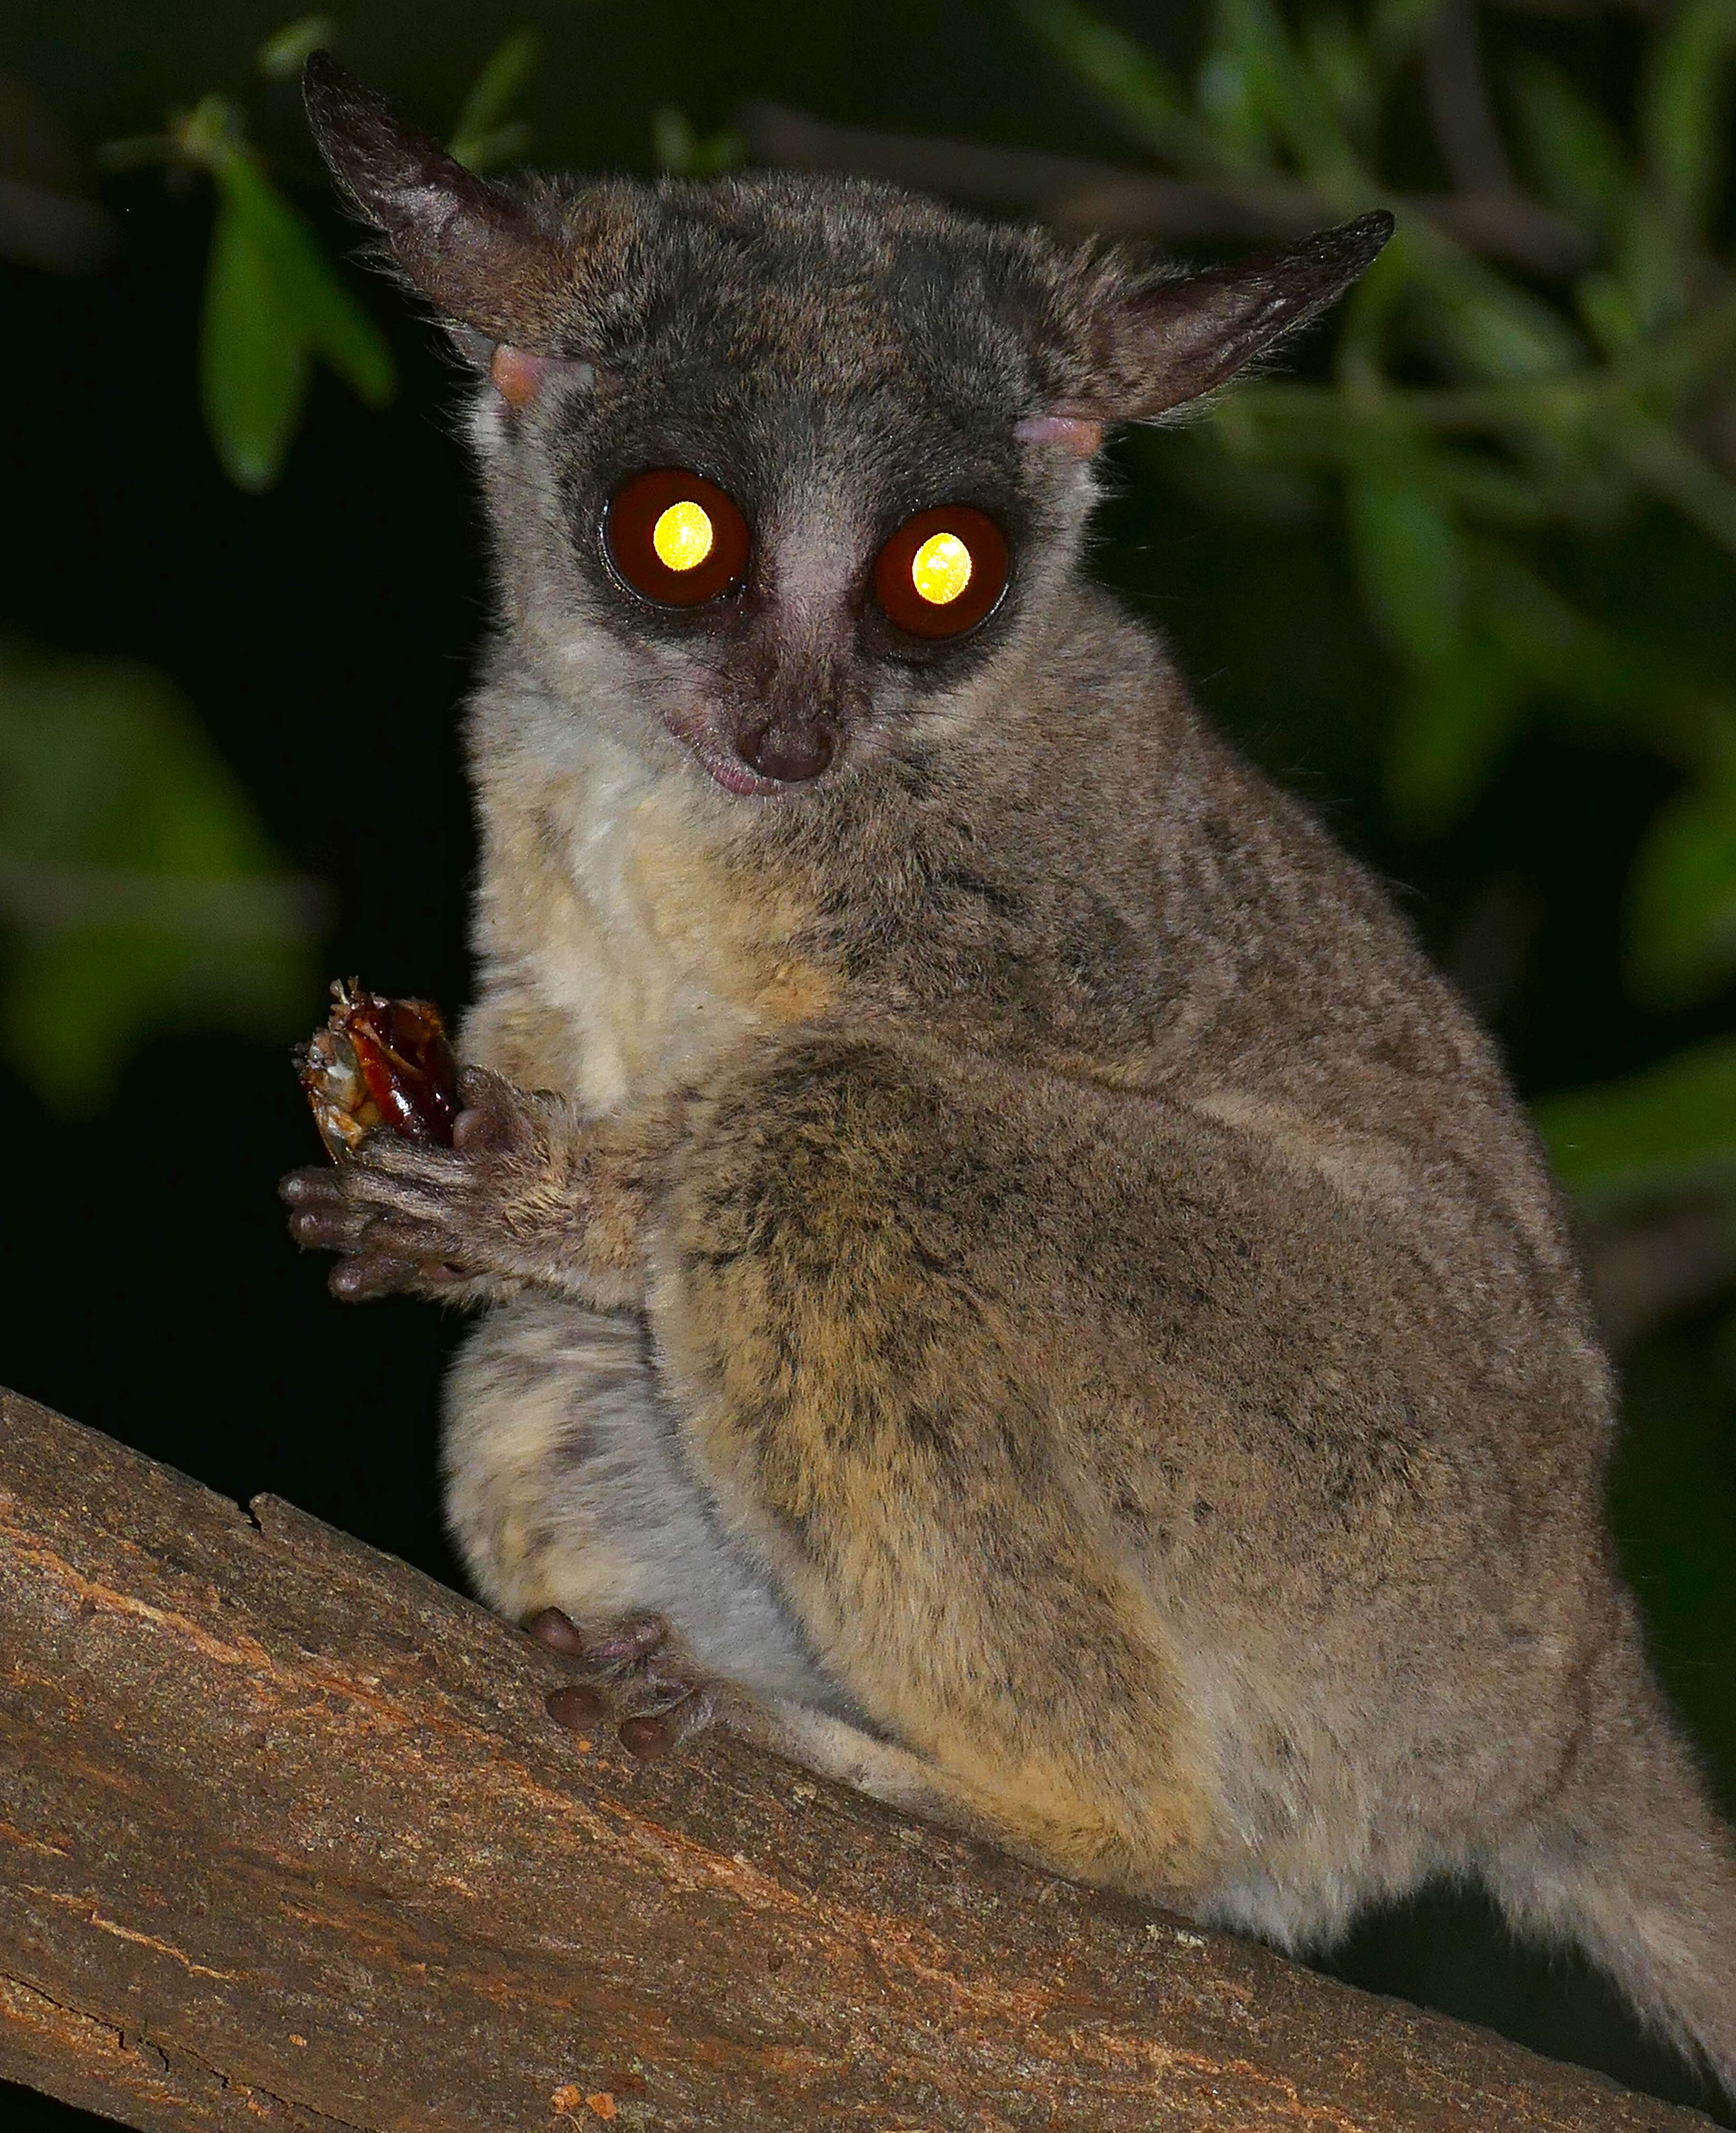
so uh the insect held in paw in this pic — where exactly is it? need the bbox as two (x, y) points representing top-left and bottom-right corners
(296, 979), (461, 1158)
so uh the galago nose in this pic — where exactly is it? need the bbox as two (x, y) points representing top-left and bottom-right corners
(739, 721), (836, 783)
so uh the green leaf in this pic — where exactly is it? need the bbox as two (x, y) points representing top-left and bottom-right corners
(1367, 0), (1437, 69)
(1196, 47), (1273, 163)
(1641, 0), (1736, 237)
(452, 120), (534, 175)
(0, 642), (327, 1111)
(652, 105), (696, 173)
(1213, 0), (1358, 181)
(201, 182), (311, 492)
(1013, 0), (1230, 171)
(1616, 413), (1736, 561)
(1509, 55), (1630, 237)
(1536, 1038), (1736, 1203)
(1405, 231), (1584, 383)
(449, 27), (541, 171)
(257, 15), (337, 80)
(651, 107), (746, 179)
(1477, 564), (1656, 726)
(1625, 768), (1736, 1007)
(1302, 8), (1376, 144)
(1385, 631), (1526, 833)
(2, 916), (315, 1115)
(1611, 191), (1690, 342)
(1347, 468), (1465, 665)
(1576, 269), (1641, 356)
(215, 154), (394, 409)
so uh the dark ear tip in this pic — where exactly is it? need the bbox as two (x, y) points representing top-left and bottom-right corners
(300, 47), (347, 114)
(300, 49), (400, 151)
(1338, 208), (1396, 263)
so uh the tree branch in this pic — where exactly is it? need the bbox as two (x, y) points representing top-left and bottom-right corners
(0, 1387), (1713, 2131)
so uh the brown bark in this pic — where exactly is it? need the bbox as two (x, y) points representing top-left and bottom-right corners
(0, 1386), (1713, 2132)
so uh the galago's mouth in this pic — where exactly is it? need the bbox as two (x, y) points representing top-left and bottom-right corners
(685, 729), (792, 798)
(670, 711), (838, 798)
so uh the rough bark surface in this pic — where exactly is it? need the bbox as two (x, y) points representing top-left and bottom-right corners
(0, 1386), (1714, 2133)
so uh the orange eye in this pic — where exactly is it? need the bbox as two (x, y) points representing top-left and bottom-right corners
(873, 505), (1007, 640)
(606, 469), (750, 606)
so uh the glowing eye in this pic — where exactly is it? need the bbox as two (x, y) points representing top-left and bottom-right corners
(911, 532), (972, 606)
(652, 500), (715, 573)
(873, 505), (1008, 640)
(605, 469), (750, 607)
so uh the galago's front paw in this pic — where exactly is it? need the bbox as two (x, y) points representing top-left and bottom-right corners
(280, 1067), (580, 1303)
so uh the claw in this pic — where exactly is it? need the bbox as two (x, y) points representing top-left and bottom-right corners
(526, 1608), (669, 1673)
(526, 1607), (589, 1656)
(453, 1103), (518, 1154)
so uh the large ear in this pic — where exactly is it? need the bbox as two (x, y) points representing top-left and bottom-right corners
(1068, 211), (1394, 422)
(301, 51), (569, 347)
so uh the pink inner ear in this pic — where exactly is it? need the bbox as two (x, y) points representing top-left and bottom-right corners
(1015, 414), (1105, 459)
(490, 344), (553, 409)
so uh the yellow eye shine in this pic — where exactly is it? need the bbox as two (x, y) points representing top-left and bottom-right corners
(874, 507), (1006, 638)
(910, 530), (973, 606)
(652, 500), (715, 573)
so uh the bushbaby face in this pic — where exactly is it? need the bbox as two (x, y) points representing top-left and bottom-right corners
(466, 181), (1108, 797)
(303, 54), (1390, 801)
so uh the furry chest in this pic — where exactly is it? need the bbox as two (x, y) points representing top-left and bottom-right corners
(472, 760), (830, 1115)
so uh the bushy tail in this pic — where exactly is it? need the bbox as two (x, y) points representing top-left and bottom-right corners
(1485, 1601), (1736, 2103)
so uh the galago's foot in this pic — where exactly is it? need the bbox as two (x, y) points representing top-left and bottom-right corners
(529, 1607), (726, 1760)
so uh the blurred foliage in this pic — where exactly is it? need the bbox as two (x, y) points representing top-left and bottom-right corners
(449, 27), (542, 172)
(197, 112), (394, 490)
(1024, 0), (1736, 1202)
(0, 20), (552, 1103)
(94, 19), (545, 492)
(98, 26), (395, 490)
(0, 639), (324, 1111)
(1541, 1036), (1736, 1205)
(651, 103), (747, 178)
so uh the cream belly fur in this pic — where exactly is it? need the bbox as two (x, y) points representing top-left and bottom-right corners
(444, 707), (847, 1711)
(462, 704), (830, 1109)
(442, 1296), (846, 1708)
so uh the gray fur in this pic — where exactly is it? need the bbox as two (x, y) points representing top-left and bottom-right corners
(283, 58), (1735, 2102)
(444, 1296), (848, 1712)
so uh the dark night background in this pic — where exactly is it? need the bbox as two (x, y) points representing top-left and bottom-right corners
(2, 0), (1734, 2124)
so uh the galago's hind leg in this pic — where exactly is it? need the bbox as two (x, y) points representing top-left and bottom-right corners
(445, 1297), (847, 1711)
(531, 1605), (1028, 1853)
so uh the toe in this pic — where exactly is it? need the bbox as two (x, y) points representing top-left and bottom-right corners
(280, 1165), (341, 1206)
(619, 1690), (713, 1760)
(330, 1254), (417, 1300)
(453, 1103), (517, 1154)
(583, 1616), (671, 1671)
(547, 1684), (612, 1730)
(529, 1612), (670, 1677)
(525, 1608), (587, 1655)
(289, 1207), (358, 1250)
